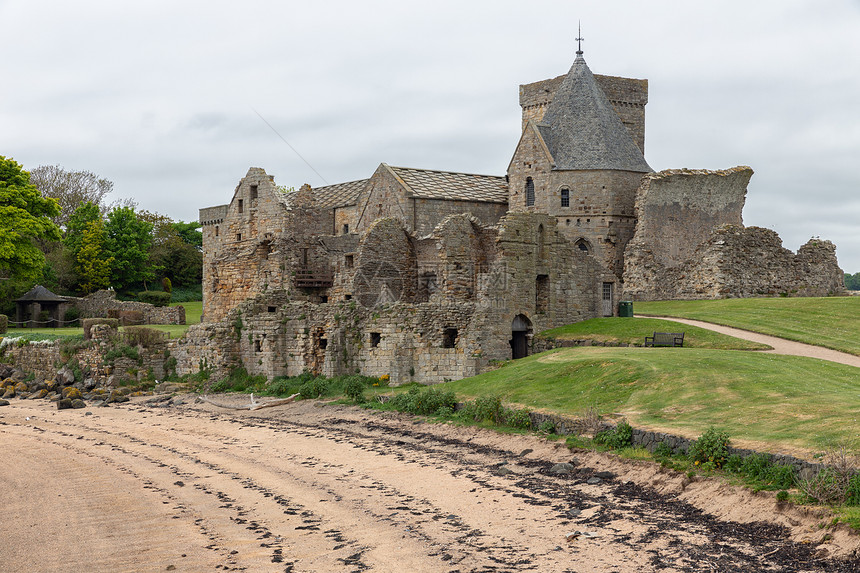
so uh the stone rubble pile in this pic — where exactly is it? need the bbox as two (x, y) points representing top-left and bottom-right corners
(0, 363), (139, 410)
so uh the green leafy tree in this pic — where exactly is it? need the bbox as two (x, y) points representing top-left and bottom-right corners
(845, 272), (860, 291)
(76, 219), (113, 294)
(104, 206), (154, 292)
(0, 156), (61, 301)
(139, 211), (202, 288)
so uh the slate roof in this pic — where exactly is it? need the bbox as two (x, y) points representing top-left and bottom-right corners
(386, 165), (508, 203)
(539, 53), (651, 173)
(312, 179), (367, 209)
(15, 285), (67, 303)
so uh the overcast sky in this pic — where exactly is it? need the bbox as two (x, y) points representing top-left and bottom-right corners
(2, 0), (859, 272)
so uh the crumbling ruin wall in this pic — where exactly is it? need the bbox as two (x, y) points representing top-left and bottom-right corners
(650, 226), (845, 299)
(623, 165), (845, 300)
(71, 290), (185, 325)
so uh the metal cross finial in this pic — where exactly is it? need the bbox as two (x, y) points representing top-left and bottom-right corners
(576, 21), (584, 55)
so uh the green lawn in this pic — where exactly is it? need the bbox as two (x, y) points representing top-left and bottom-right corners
(540, 317), (770, 351)
(5, 300), (203, 340)
(442, 347), (860, 454)
(635, 297), (860, 356)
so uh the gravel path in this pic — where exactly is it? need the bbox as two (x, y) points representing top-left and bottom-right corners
(1, 398), (857, 572)
(640, 315), (860, 368)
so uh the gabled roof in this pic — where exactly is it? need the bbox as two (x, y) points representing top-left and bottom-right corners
(312, 179), (367, 209)
(385, 165), (508, 203)
(15, 285), (67, 303)
(540, 53), (651, 173)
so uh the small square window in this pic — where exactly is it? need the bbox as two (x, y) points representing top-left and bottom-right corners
(236, 233), (242, 241)
(318, 338), (328, 350)
(345, 294), (352, 300)
(250, 184), (258, 200)
(370, 332), (381, 348)
(254, 339), (262, 353)
(268, 306), (277, 313)
(320, 295), (328, 304)
(342, 224), (349, 234)
(345, 254), (354, 269)
(238, 199), (244, 213)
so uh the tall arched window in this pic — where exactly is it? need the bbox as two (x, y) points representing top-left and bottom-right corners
(525, 177), (535, 207)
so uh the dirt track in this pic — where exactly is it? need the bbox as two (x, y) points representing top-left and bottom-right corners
(1, 397), (858, 572)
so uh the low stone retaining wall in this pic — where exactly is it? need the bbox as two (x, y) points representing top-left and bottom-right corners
(71, 290), (185, 325)
(533, 338), (640, 353)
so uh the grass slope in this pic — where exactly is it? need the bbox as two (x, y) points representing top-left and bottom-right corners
(635, 297), (860, 356)
(442, 347), (860, 453)
(540, 317), (770, 350)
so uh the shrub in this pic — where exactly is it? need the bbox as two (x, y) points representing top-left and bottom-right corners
(83, 318), (119, 340)
(776, 490), (790, 502)
(60, 307), (79, 326)
(538, 420), (556, 434)
(299, 377), (330, 399)
(0, 314), (7, 334)
(688, 427), (730, 468)
(504, 407), (532, 430)
(594, 420), (633, 449)
(388, 386), (458, 416)
(457, 394), (503, 423)
(121, 326), (167, 347)
(654, 442), (674, 458)
(344, 377), (365, 403)
(137, 290), (171, 307)
(162, 277), (172, 293)
(847, 473), (860, 506)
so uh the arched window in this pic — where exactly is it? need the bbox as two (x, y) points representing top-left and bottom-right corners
(525, 177), (535, 207)
(574, 238), (591, 255)
(560, 187), (570, 207)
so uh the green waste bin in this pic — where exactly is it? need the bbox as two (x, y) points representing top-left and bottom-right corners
(618, 300), (633, 317)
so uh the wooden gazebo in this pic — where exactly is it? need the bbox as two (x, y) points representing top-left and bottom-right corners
(14, 285), (69, 328)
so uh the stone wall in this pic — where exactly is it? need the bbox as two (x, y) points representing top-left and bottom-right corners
(71, 290), (185, 325)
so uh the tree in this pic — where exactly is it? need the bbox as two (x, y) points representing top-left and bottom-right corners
(104, 206), (154, 292)
(0, 156), (61, 301)
(139, 211), (202, 288)
(845, 272), (860, 291)
(76, 219), (113, 294)
(28, 165), (114, 227)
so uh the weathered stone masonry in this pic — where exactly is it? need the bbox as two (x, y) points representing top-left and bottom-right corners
(193, 49), (844, 384)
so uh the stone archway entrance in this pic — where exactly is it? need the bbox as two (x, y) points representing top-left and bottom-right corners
(510, 314), (533, 360)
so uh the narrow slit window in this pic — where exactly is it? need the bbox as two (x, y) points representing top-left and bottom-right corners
(250, 184), (258, 200)
(561, 188), (570, 207)
(238, 199), (244, 213)
(525, 177), (535, 207)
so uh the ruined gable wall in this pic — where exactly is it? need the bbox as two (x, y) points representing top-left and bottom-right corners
(354, 167), (413, 233)
(622, 167), (755, 300)
(519, 73), (648, 153)
(201, 170), (336, 322)
(507, 124), (554, 213)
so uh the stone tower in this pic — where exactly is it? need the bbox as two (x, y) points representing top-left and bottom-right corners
(507, 48), (652, 279)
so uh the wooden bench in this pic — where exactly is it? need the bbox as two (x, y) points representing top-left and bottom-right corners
(644, 332), (685, 347)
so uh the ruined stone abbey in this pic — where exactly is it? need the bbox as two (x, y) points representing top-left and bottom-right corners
(187, 48), (844, 384)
